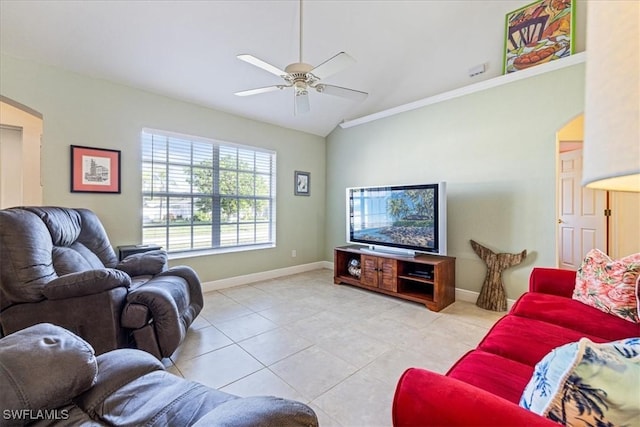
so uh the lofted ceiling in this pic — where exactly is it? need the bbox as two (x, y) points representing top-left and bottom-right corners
(0, 0), (585, 137)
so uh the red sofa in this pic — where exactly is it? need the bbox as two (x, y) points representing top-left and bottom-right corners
(393, 267), (640, 426)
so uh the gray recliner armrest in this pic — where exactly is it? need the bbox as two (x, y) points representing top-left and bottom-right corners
(123, 267), (200, 354)
(156, 265), (204, 309)
(0, 324), (98, 426)
(116, 249), (168, 277)
(126, 280), (183, 354)
(42, 269), (131, 300)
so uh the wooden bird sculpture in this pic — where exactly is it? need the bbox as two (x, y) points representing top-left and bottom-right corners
(470, 240), (527, 311)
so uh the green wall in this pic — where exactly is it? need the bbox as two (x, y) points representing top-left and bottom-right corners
(0, 54), (326, 283)
(1, 52), (587, 299)
(326, 63), (585, 298)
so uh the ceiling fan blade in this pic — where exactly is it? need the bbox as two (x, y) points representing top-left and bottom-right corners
(309, 52), (355, 80)
(294, 91), (310, 115)
(234, 85), (288, 97)
(237, 54), (287, 77)
(315, 84), (368, 101)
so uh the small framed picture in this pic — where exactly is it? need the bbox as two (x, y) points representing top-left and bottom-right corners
(294, 171), (310, 196)
(70, 145), (121, 193)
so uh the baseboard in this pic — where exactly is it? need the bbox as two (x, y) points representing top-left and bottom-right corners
(456, 288), (516, 310)
(203, 261), (516, 311)
(454, 287), (480, 304)
(201, 261), (332, 293)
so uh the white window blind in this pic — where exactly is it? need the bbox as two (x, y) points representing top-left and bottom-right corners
(141, 129), (276, 254)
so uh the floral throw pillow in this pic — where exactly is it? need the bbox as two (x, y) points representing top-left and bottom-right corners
(520, 338), (640, 426)
(572, 249), (640, 323)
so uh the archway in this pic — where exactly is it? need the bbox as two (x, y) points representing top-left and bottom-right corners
(0, 96), (43, 208)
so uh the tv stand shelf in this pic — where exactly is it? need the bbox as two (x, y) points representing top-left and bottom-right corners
(333, 245), (456, 311)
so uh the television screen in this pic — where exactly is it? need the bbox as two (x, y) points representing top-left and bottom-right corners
(347, 182), (446, 255)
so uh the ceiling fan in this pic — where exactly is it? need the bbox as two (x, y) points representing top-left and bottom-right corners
(234, 0), (368, 115)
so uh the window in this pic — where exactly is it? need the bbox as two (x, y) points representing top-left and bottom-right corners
(142, 129), (276, 254)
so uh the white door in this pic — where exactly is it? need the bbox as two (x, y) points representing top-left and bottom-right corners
(558, 149), (607, 270)
(0, 125), (24, 208)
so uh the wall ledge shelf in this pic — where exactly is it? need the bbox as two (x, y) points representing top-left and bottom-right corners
(339, 52), (586, 129)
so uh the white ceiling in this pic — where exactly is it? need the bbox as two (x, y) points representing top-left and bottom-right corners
(1, 0), (562, 137)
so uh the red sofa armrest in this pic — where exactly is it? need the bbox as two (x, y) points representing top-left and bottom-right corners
(393, 368), (557, 427)
(528, 267), (576, 297)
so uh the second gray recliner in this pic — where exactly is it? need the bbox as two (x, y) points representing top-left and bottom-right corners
(0, 323), (318, 427)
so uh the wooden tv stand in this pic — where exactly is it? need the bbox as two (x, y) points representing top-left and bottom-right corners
(333, 245), (456, 311)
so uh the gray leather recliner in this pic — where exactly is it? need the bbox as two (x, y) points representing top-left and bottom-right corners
(0, 323), (318, 427)
(0, 206), (203, 358)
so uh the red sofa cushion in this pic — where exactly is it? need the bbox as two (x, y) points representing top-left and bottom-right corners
(511, 292), (640, 340)
(446, 350), (533, 404)
(477, 315), (608, 367)
(393, 368), (557, 427)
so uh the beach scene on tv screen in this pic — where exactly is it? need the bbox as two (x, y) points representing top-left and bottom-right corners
(351, 188), (435, 249)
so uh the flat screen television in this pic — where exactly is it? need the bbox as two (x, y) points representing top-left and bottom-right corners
(346, 182), (446, 256)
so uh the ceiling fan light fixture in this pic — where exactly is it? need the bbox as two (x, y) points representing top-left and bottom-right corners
(294, 91), (310, 115)
(294, 81), (308, 92)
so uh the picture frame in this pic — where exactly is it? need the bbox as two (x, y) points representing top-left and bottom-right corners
(70, 145), (121, 193)
(294, 171), (310, 196)
(503, 0), (575, 74)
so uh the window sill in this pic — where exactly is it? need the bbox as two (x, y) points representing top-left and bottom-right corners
(167, 243), (276, 261)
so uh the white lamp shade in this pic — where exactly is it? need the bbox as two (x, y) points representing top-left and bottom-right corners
(582, 1), (640, 192)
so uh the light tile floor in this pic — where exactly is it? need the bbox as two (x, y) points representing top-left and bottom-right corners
(166, 269), (504, 427)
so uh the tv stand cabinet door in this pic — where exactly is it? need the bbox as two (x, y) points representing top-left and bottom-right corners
(361, 255), (397, 292)
(361, 255), (380, 287)
(378, 257), (398, 292)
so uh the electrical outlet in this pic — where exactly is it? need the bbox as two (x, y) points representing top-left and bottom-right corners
(291, 249), (297, 258)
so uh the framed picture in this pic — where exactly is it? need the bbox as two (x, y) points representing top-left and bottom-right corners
(503, 0), (575, 74)
(294, 171), (310, 196)
(70, 145), (121, 193)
